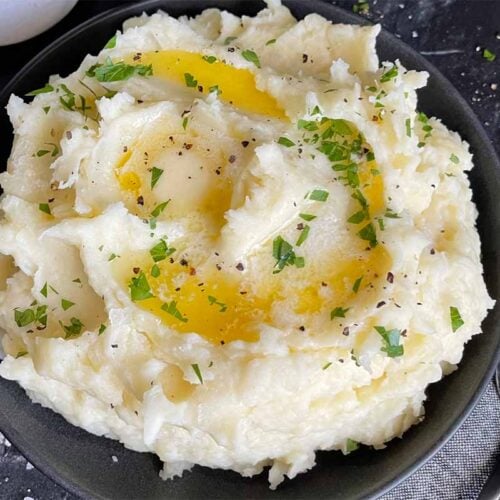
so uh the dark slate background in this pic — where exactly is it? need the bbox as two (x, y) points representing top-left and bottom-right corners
(0, 0), (498, 499)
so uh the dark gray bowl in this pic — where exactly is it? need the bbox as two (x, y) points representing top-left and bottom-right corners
(0, 1), (499, 499)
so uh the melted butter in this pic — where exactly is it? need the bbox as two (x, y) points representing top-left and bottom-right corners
(113, 254), (272, 344)
(125, 50), (286, 119)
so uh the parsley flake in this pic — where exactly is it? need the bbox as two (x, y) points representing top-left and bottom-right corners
(241, 49), (261, 68)
(345, 439), (359, 454)
(265, 38), (276, 46)
(128, 272), (154, 301)
(104, 34), (117, 49)
(277, 136), (295, 147)
(352, 276), (363, 293)
(26, 84), (54, 96)
(358, 222), (378, 248)
(98, 324), (107, 335)
(450, 306), (464, 332)
(296, 225), (310, 246)
(38, 203), (51, 215)
(61, 299), (75, 311)
(161, 300), (188, 323)
(483, 48), (496, 62)
(208, 295), (227, 312)
(299, 213), (316, 221)
(380, 65), (398, 83)
(184, 73), (197, 88)
(374, 326), (404, 357)
(40, 283), (48, 298)
(191, 363), (203, 384)
(322, 361), (332, 370)
(88, 58), (152, 82)
(202, 55), (217, 64)
(309, 189), (329, 202)
(450, 153), (460, 164)
(405, 118), (412, 137)
(151, 200), (170, 218)
(272, 236), (303, 273)
(330, 307), (350, 319)
(151, 264), (160, 278)
(150, 239), (175, 262)
(151, 166), (164, 189)
(61, 317), (84, 338)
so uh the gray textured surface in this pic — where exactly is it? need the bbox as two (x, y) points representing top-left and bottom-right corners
(0, 0), (498, 499)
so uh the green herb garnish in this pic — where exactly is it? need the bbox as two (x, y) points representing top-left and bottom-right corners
(330, 307), (350, 319)
(88, 57), (152, 82)
(208, 295), (227, 312)
(104, 34), (117, 49)
(149, 239), (175, 262)
(61, 317), (84, 338)
(299, 213), (316, 221)
(450, 306), (464, 332)
(450, 153), (459, 164)
(241, 49), (261, 68)
(151, 200), (170, 218)
(151, 166), (164, 189)
(128, 272), (154, 301)
(374, 326), (404, 357)
(309, 189), (329, 202)
(483, 48), (496, 62)
(277, 136), (295, 147)
(380, 65), (398, 83)
(26, 84), (54, 96)
(202, 55), (217, 64)
(352, 276), (363, 293)
(191, 363), (203, 384)
(61, 299), (75, 311)
(161, 300), (188, 323)
(39, 203), (51, 215)
(184, 72), (198, 87)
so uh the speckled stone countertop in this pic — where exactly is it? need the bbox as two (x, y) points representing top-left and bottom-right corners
(0, 1), (498, 499)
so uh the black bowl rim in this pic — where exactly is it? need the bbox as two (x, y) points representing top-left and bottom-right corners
(0, 1), (499, 499)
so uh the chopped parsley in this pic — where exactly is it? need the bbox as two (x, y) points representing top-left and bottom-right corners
(161, 300), (188, 323)
(38, 203), (51, 215)
(352, 276), (363, 293)
(322, 361), (332, 370)
(149, 239), (175, 262)
(14, 305), (47, 328)
(108, 253), (119, 261)
(277, 136), (295, 147)
(150, 200), (170, 218)
(309, 189), (329, 202)
(299, 213), (316, 221)
(241, 49), (261, 68)
(208, 295), (227, 312)
(405, 118), (412, 137)
(345, 439), (359, 453)
(42, 106), (51, 114)
(40, 283), (48, 298)
(61, 299), (75, 311)
(61, 317), (84, 338)
(26, 84), (54, 96)
(450, 306), (464, 332)
(374, 326), (404, 357)
(483, 48), (496, 62)
(450, 153), (460, 164)
(265, 38), (276, 46)
(296, 225), (310, 246)
(104, 34), (117, 49)
(272, 236), (303, 273)
(191, 363), (203, 384)
(209, 85), (221, 95)
(384, 208), (401, 219)
(330, 307), (350, 319)
(182, 116), (189, 130)
(151, 264), (160, 278)
(358, 222), (378, 248)
(98, 324), (107, 335)
(223, 36), (237, 45)
(128, 272), (154, 301)
(36, 149), (49, 157)
(87, 57), (152, 82)
(151, 167), (163, 189)
(380, 65), (398, 83)
(202, 55), (217, 64)
(184, 73), (198, 88)
(15, 351), (28, 359)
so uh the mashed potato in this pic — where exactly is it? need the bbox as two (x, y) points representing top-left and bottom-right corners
(0, 0), (493, 488)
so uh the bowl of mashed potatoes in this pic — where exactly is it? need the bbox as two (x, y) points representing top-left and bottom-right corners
(0, 0), (498, 498)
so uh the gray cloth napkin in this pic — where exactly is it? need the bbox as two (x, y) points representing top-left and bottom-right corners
(383, 380), (500, 499)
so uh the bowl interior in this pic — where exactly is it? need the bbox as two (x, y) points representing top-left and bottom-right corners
(0, 1), (499, 499)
